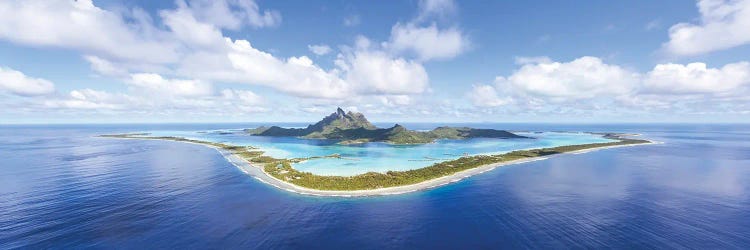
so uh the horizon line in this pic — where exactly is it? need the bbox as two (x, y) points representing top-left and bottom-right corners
(3, 121), (750, 126)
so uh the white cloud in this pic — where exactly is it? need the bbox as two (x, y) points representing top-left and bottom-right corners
(388, 23), (468, 61)
(178, 35), (431, 98)
(0, 67), (55, 96)
(233, 0), (281, 28)
(514, 56), (552, 65)
(308, 44), (332, 55)
(470, 56), (750, 118)
(643, 61), (750, 94)
(1, 0), (414, 100)
(379, 95), (413, 107)
(223, 39), (351, 98)
(84, 55), (127, 76)
(384, 0), (468, 61)
(36, 85), (268, 116)
(468, 84), (510, 107)
(0, 0), (280, 65)
(129, 73), (214, 97)
(47, 89), (128, 110)
(220, 89), (264, 105)
(183, 0), (281, 29)
(498, 56), (638, 100)
(498, 57), (750, 101)
(0, 0), (180, 64)
(340, 49), (429, 95)
(416, 0), (457, 21)
(160, 3), (226, 48)
(663, 0), (750, 56)
(0, 0), (435, 118)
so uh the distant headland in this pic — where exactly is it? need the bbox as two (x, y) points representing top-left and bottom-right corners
(100, 108), (654, 196)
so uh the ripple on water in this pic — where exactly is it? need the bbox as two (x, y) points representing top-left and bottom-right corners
(1, 124), (750, 248)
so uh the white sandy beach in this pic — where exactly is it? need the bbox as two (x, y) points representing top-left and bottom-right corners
(216, 141), (660, 197)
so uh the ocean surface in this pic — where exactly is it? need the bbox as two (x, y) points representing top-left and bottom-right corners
(1, 123), (749, 248)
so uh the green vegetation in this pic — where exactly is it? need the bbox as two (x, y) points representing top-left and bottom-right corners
(245, 107), (376, 137)
(326, 124), (435, 144)
(243, 126), (270, 135)
(244, 108), (528, 144)
(430, 126), (524, 139)
(326, 124), (529, 144)
(101, 132), (650, 191)
(263, 137), (650, 190)
(250, 155), (282, 163)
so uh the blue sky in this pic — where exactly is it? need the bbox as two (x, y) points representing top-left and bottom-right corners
(1, 0), (749, 123)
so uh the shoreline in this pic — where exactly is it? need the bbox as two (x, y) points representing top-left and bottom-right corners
(224, 141), (659, 197)
(102, 135), (659, 197)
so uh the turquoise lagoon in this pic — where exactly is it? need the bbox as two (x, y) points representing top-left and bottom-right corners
(141, 129), (614, 176)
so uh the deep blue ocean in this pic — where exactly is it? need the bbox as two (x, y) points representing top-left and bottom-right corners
(1, 123), (749, 248)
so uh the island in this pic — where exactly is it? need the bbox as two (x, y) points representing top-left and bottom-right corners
(100, 108), (654, 196)
(244, 107), (529, 144)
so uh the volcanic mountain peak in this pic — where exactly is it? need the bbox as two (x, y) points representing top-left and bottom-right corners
(245, 108), (529, 144)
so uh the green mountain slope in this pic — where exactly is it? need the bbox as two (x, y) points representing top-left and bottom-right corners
(245, 108), (529, 144)
(245, 107), (375, 137)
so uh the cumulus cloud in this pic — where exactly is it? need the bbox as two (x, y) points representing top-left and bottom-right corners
(0, 0), (180, 64)
(160, 3), (227, 48)
(0, 66), (270, 116)
(0, 0), (310, 92)
(416, 0), (457, 21)
(470, 56), (750, 117)
(388, 23), (468, 61)
(385, 0), (468, 61)
(176, 33), (431, 99)
(84, 56), (128, 76)
(308, 44), (332, 55)
(514, 56), (552, 65)
(183, 0), (281, 29)
(0, 67), (55, 96)
(663, 0), (750, 56)
(176, 35), (430, 99)
(0, 0), (438, 102)
(498, 57), (750, 101)
(46, 89), (129, 110)
(220, 89), (265, 105)
(223, 39), (351, 98)
(0, 0), (281, 62)
(379, 95), (413, 107)
(339, 44), (429, 95)
(129, 73), (214, 97)
(468, 84), (510, 107)
(0, 0), (452, 119)
(38, 85), (268, 115)
(498, 56), (638, 100)
(644, 61), (750, 94)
